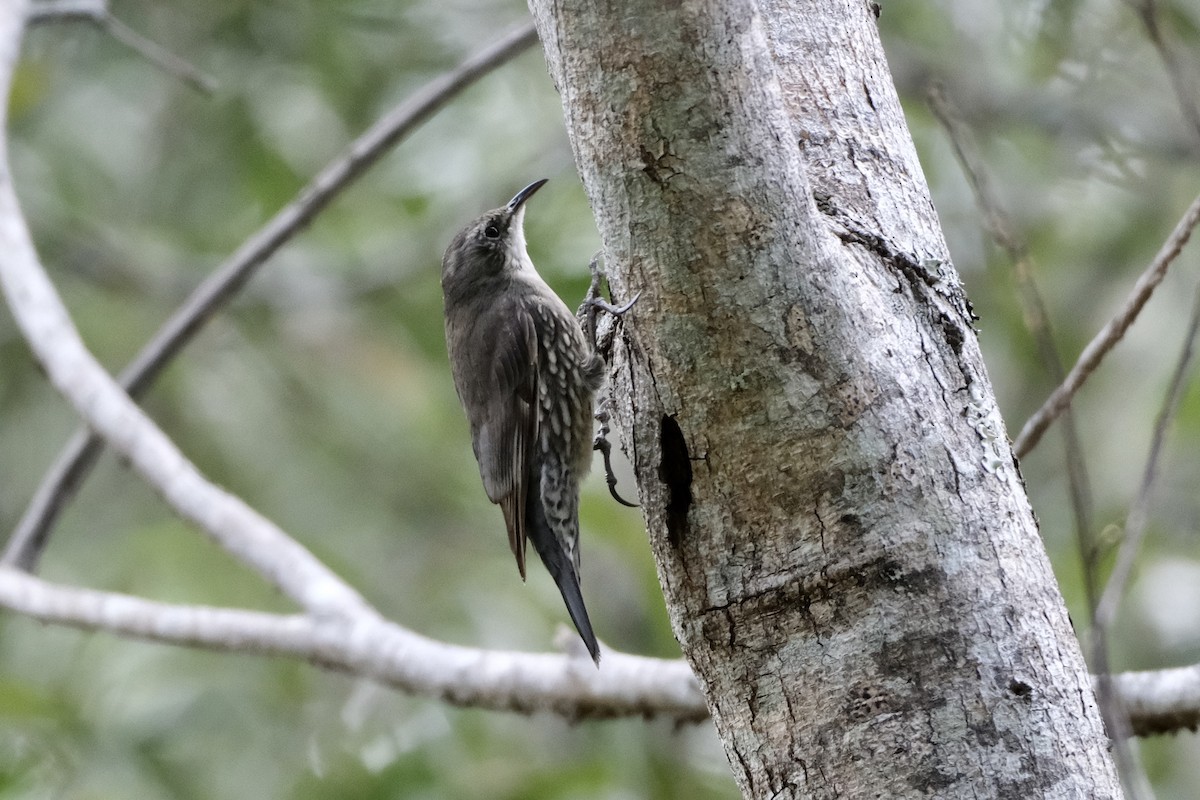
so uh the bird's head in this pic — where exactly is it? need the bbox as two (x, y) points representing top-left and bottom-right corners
(441, 179), (547, 292)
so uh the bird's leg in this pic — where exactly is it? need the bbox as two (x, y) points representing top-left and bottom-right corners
(578, 253), (640, 508)
(593, 397), (639, 507)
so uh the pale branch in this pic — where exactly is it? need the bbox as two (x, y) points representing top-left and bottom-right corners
(0, 0), (372, 620)
(27, 0), (216, 94)
(3, 560), (1192, 730)
(0, 567), (709, 722)
(1, 563), (1197, 731)
(1116, 664), (1200, 737)
(2, 19), (540, 571)
(1013, 191), (1200, 457)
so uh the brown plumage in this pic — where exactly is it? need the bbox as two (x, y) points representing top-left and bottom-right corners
(441, 179), (604, 662)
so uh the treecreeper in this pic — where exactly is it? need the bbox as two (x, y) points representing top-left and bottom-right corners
(441, 179), (608, 663)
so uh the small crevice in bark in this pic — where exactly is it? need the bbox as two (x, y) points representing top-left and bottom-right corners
(812, 502), (829, 562)
(944, 445), (965, 500)
(815, 195), (979, 331)
(918, 329), (954, 413)
(658, 414), (693, 549)
(733, 746), (757, 798)
(618, 335), (642, 479)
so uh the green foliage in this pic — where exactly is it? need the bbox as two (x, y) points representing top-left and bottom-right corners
(2, 0), (1200, 796)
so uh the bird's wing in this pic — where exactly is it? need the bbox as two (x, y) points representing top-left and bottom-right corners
(474, 305), (539, 579)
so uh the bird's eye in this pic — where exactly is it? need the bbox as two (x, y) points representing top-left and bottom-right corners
(483, 224), (501, 240)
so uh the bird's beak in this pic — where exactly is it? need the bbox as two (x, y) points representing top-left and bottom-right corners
(506, 179), (548, 213)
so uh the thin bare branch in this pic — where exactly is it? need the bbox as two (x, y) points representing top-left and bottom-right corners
(1014, 192), (1200, 457)
(0, 1), (373, 619)
(927, 84), (1099, 610)
(2, 20), (540, 571)
(27, 0), (216, 94)
(100, 14), (216, 94)
(0, 567), (708, 721)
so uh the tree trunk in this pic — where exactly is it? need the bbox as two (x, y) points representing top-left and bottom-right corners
(528, 0), (1123, 797)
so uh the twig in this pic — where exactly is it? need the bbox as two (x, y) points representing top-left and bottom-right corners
(2, 21), (540, 571)
(0, 1), (373, 619)
(27, 0), (217, 94)
(927, 85), (1099, 610)
(100, 14), (216, 94)
(1013, 192), (1200, 457)
(0, 566), (708, 721)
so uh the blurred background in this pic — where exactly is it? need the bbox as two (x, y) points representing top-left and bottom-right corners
(0, 0), (1198, 797)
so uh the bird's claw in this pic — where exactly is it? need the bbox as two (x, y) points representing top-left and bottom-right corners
(593, 407), (639, 508)
(587, 291), (640, 318)
(594, 432), (639, 508)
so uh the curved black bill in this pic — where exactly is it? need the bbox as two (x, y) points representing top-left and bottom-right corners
(507, 178), (548, 212)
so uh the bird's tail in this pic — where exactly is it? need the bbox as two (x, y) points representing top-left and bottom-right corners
(527, 487), (600, 664)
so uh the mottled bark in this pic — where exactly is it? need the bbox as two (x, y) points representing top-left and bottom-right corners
(528, 0), (1122, 797)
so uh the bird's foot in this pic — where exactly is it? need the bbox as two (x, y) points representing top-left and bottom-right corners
(586, 292), (640, 317)
(577, 252), (638, 339)
(593, 406), (638, 508)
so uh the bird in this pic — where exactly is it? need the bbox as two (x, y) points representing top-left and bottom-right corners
(441, 179), (604, 663)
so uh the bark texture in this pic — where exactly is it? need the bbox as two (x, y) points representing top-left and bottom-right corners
(528, 0), (1123, 797)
